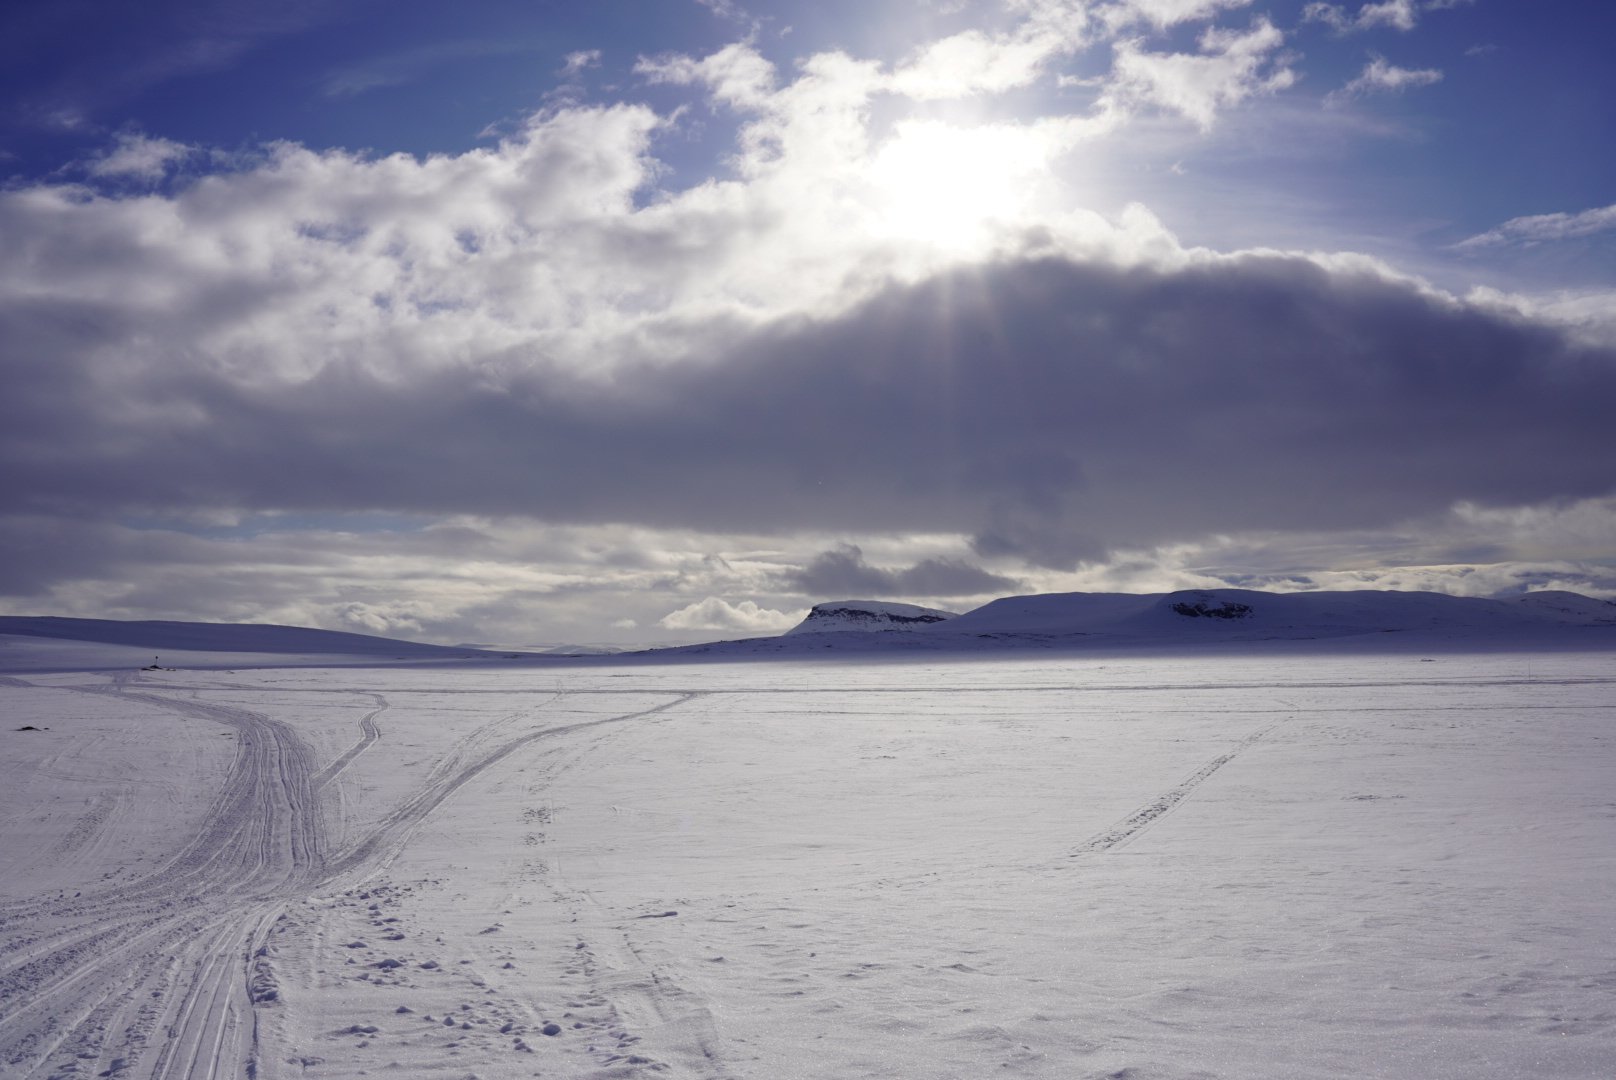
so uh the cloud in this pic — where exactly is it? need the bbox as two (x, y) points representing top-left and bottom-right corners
(2, 8), (1612, 638)
(86, 132), (192, 180)
(6, 195), (1615, 577)
(636, 42), (777, 109)
(0, 512), (831, 644)
(1303, 1), (1417, 33)
(1103, 0), (1256, 31)
(330, 601), (426, 636)
(1225, 561), (1616, 601)
(4, 68), (1613, 581)
(1104, 19), (1296, 130)
(1326, 55), (1442, 103)
(1059, 495), (1616, 601)
(658, 597), (801, 632)
(1455, 204), (1616, 249)
(694, 0), (756, 26)
(782, 544), (1019, 599)
(1304, 0), (1471, 34)
(888, 2), (1092, 100)
(561, 50), (603, 77)
(646, 0), (1284, 144)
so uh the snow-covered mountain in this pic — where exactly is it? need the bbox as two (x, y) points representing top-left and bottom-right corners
(4, 588), (1614, 673)
(782, 600), (958, 635)
(662, 587), (1616, 658)
(945, 588), (1616, 641)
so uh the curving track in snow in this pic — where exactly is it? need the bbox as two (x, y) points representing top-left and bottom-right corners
(0, 678), (697, 1080)
(0, 684), (325, 1080)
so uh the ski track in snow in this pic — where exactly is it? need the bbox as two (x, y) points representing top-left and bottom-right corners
(310, 694), (386, 791)
(0, 675), (702, 1080)
(0, 681), (322, 1080)
(1072, 719), (1289, 856)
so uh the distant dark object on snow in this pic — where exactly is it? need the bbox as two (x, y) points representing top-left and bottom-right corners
(1172, 600), (1254, 619)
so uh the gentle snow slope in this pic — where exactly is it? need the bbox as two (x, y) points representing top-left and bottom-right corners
(0, 616), (502, 672)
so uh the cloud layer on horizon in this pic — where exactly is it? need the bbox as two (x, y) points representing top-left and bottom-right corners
(7, 237), (1613, 557)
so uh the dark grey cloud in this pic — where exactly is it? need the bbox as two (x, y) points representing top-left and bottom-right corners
(781, 543), (1020, 598)
(4, 252), (1616, 573)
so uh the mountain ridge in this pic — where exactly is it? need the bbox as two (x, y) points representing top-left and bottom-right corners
(784, 600), (958, 635)
(663, 588), (1616, 659)
(3, 588), (1614, 671)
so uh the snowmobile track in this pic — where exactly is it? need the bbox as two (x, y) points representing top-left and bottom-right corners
(0, 678), (702, 1080)
(1072, 719), (1289, 855)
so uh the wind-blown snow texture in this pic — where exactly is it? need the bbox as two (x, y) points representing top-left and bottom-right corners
(1, 602), (1614, 1079)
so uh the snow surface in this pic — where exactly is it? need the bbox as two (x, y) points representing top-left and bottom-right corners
(2, 620), (1615, 1079)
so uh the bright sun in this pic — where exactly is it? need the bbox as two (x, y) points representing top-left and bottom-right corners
(866, 119), (1052, 250)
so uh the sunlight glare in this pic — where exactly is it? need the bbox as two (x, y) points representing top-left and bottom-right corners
(866, 120), (1052, 251)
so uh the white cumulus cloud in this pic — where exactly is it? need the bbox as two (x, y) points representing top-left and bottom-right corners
(1305, 0), (1471, 34)
(87, 133), (192, 179)
(1326, 55), (1442, 103)
(1103, 0), (1256, 31)
(1305, 0), (1417, 33)
(1104, 19), (1295, 130)
(659, 597), (803, 632)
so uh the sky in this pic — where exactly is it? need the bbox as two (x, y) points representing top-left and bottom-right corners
(2, 0), (1614, 646)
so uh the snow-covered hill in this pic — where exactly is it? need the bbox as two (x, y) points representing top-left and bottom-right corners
(660, 587), (1616, 658)
(3, 588), (1614, 673)
(782, 600), (958, 635)
(0, 616), (501, 672)
(455, 641), (627, 656)
(946, 587), (1616, 641)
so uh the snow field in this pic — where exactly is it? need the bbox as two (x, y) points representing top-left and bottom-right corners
(0, 676), (237, 902)
(1, 653), (1613, 1078)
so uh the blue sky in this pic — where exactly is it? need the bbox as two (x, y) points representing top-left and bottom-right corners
(2, 0), (1614, 644)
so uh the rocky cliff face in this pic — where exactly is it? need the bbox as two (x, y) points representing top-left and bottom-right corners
(783, 600), (958, 635)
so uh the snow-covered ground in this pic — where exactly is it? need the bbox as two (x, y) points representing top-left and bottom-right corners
(3, 647), (1615, 1079)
